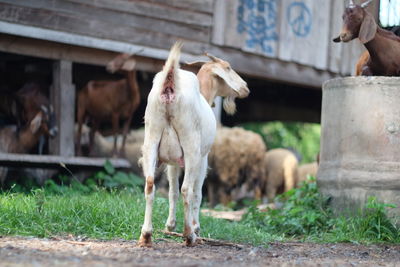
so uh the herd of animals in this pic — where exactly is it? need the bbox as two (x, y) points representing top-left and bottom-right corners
(0, 0), (398, 246)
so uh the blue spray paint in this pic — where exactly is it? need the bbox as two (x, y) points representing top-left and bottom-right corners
(237, 0), (279, 55)
(287, 2), (312, 37)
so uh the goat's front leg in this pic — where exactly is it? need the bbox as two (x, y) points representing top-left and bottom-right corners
(139, 134), (161, 248)
(181, 157), (201, 246)
(192, 155), (208, 236)
(76, 109), (86, 156)
(165, 165), (181, 231)
(111, 112), (120, 157)
(119, 112), (134, 157)
(88, 120), (99, 157)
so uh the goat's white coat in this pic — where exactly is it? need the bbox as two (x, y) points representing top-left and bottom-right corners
(140, 43), (216, 245)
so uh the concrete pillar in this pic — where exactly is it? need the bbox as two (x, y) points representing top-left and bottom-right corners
(318, 77), (400, 215)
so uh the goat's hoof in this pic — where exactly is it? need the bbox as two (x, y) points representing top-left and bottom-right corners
(184, 233), (197, 247)
(165, 222), (176, 232)
(194, 226), (200, 236)
(138, 232), (152, 248)
(165, 225), (176, 232)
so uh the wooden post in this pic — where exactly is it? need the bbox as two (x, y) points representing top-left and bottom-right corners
(50, 60), (76, 156)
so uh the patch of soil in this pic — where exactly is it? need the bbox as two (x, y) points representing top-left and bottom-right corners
(1, 236), (399, 266)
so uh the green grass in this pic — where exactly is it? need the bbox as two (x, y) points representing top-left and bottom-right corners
(1, 175), (399, 246)
(0, 187), (276, 244)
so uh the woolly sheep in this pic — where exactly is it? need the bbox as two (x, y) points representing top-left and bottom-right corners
(207, 126), (267, 207)
(77, 124), (143, 175)
(297, 162), (318, 186)
(264, 148), (299, 203)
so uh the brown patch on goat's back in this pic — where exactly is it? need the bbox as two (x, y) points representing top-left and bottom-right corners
(146, 176), (154, 195)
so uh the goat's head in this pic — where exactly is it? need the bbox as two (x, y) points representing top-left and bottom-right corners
(30, 105), (58, 138)
(333, 0), (376, 44)
(107, 49), (143, 73)
(106, 53), (135, 73)
(188, 53), (250, 115)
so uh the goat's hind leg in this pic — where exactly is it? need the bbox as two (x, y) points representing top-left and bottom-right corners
(139, 136), (161, 247)
(192, 155), (208, 236)
(181, 158), (201, 246)
(165, 165), (181, 231)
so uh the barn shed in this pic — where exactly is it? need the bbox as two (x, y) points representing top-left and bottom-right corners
(0, 0), (379, 164)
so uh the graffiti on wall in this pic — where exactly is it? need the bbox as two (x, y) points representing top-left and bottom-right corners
(287, 2), (312, 37)
(237, 0), (312, 55)
(237, 0), (279, 55)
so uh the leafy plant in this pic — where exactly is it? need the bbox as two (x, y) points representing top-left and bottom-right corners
(330, 197), (399, 242)
(242, 121), (320, 163)
(243, 177), (332, 236)
(243, 178), (400, 243)
(95, 160), (144, 191)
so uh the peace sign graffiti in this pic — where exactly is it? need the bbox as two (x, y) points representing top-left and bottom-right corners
(287, 2), (312, 37)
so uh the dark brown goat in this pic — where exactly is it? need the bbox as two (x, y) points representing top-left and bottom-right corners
(15, 83), (58, 137)
(0, 83), (57, 154)
(333, 0), (400, 76)
(76, 53), (141, 157)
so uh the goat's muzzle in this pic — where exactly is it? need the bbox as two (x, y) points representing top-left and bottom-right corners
(333, 32), (353, 43)
(238, 86), (250, 98)
(48, 126), (59, 138)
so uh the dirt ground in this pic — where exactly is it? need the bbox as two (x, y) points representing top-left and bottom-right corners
(1, 236), (399, 267)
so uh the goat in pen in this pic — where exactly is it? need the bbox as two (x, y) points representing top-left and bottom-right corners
(139, 42), (249, 247)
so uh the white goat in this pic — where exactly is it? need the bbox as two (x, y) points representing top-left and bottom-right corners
(139, 42), (249, 247)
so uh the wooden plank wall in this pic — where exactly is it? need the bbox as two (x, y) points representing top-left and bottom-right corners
(0, 0), (213, 55)
(0, 0), (378, 79)
(213, 0), (373, 75)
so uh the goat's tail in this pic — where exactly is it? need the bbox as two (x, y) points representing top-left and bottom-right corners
(160, 41), (183, 104)
(163, 41), (182, 74)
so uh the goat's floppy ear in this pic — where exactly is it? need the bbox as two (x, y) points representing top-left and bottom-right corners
(121, 59), (136, 71)
(211, 65), (241, 94)
(30, 113), (43, 134)
(185, 60), (208, 67)
(359, 12), (377, 44)
(333, 35), (341, 42)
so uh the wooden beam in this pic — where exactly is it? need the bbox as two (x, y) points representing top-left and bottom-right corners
(0, 33), (163, 73)
(0, 153), (131, 170)
(50, 60), (75, 156)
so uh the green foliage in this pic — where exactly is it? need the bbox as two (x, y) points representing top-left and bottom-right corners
(242, 121), (320, 163)
(328, 197), (399, 243)
(242, 178), (400, 243)
(243, 177), (332, 237)
(94, 160), (144, 191)
(41, 160), (144, 195)
(1, 172), (399, 245)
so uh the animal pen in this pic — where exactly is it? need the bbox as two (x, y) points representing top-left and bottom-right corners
(0, 0), (378, 177)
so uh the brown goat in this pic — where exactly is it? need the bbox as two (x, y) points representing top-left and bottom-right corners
(76, 53), (141, 157)
(333, 0), (400, 76)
